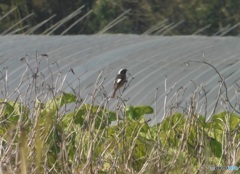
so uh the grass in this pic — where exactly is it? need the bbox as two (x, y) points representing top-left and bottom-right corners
(0, 55), (239, 174)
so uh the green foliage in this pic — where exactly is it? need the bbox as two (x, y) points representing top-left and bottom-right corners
(208, 137), (222, 158)
(125, 105), (153, 120)
(0, 100), (29, 135)
(0, 93), (240, 173)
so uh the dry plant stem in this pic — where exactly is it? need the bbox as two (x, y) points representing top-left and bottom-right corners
(3, 67), (8, 99)
(82, 70), (107, 173)
(25, 15), (56, 34)
(188, 60), (240, 116)
(2, 52), (240, 173)
(43, 5), (85, 35)
(201, 86), (208, 118)
(126, 121), (145, 165)
(0, 7), (17, 24)
(97, 9), (131, 34)
(138, 148), (155, 174)
(61, 10), (93, 35)
(162, 76), (177, 121)
(168, 86), (187, 115)
(154, 87), (159, 119)
(167, 93), (196, 171)
(207, 81), (223, 122)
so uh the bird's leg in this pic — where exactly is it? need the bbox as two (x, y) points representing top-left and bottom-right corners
(119, 88), (123, 96)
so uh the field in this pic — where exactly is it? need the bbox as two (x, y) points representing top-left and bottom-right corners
(0, 57), (239, 174)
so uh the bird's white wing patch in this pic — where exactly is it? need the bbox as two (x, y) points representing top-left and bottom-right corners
(117, 79), (122, 83)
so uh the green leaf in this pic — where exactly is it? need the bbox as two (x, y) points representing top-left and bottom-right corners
(161, 113), (185, 131)
(229, 113), (240, 130)
(209, 137), (222, 158)
(45, 92), (76, 114)
(0, 100), (29, 127)
(126, 105), (154, 120)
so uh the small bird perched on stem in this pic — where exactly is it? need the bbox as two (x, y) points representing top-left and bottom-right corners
(112, 68), (127, 98)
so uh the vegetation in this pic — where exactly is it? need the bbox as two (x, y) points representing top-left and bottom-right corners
(0, 0), (240, 35)
(0, 55), (239, 173)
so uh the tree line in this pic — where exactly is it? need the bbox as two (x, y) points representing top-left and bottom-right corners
(0, 0), (240, 35)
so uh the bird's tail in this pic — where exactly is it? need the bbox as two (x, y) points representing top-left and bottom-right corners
(112, 89), (117, 98)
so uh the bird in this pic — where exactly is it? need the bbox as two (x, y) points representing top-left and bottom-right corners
(112, 68), (127, 98)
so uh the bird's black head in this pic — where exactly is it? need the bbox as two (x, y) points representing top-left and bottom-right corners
(118, 68), (127, 75)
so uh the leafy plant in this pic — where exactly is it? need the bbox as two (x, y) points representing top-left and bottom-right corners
(0, 58), (240, 173)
